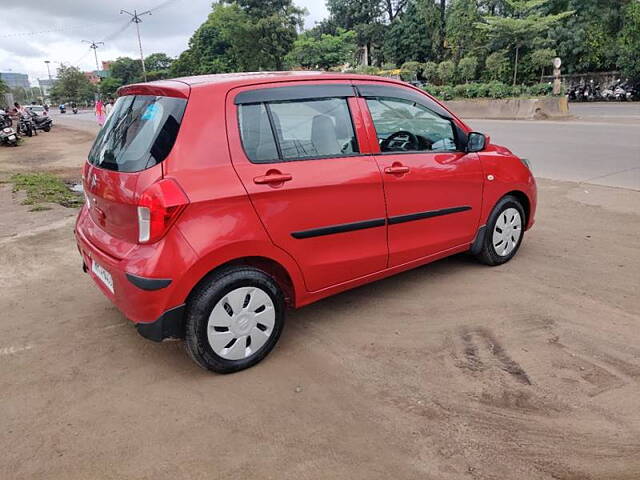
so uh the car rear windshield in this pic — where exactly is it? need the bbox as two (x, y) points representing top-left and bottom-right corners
(88, 95), (186, 172)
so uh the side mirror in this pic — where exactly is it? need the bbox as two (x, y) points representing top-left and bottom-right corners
(466, 132), (486, 153)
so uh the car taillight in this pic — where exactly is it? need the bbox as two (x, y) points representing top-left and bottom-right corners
(137, 178), (189, 244)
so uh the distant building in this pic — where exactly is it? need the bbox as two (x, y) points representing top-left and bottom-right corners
(0, 72), (30, 89)
(101, 60), (113, 71)
(94, 70), (111, 80)
(84, 71), (101, 85)
(38, 78), (56, 97)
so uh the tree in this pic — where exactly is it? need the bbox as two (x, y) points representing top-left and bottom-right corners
(446, 0), (484, 61)
(99, 76), (123, 99)
(458, 56), (478, 82)
(530, 48), (556, 82)
(476, 0), (573, 85)
(0, 78), (7, 95)
(383, 0), (441, 66)
(49, 65), (96, 103)
(617, 0), (640, 82)
(286, 29), (357, 70)
(110, 57), (143, 85)
(145, 53), (174, 71)
(485, 50), (510, 82)
(171, 1), (304, 76)
(327, 0), (385, 65)
(437, 60), (456, 84)
(547, 0), (629, 74)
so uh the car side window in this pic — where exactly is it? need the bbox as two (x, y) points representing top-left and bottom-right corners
(239, 103), (279, 163)
(366, 97), (458, 153)
(238, 97), (358, 163)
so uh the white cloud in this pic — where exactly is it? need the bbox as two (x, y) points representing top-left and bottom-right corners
(0, 0), (329, 85)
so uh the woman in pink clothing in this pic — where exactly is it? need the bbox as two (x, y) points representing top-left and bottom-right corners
(95, 100), (106, 126)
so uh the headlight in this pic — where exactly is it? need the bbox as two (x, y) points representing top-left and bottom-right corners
(3, 127), (11, 133)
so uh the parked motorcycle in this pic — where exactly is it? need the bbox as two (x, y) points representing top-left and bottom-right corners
(0, 114), (18, 146)
(18, 113), (38, 137)
(28, 110), (52, 132)
(0, 126), (18, 146)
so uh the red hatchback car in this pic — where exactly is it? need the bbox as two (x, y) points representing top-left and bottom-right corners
(75, 72), (536, 373)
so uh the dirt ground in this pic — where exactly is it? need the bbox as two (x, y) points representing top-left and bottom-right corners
(1, 126), (639, 480)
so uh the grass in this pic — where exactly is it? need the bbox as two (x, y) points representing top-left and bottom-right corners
(11, 172), (83, 209)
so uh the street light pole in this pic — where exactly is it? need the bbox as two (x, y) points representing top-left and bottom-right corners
(44, 60), (52, 80)
(120, 9), (151, 82)
(82, 40), (105, 71)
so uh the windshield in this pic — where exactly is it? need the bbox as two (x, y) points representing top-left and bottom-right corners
(88, 95), (186, 172)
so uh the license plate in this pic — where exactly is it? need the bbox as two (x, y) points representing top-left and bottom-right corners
(91, 259), (114, 294)
(8, 135), (15, 140)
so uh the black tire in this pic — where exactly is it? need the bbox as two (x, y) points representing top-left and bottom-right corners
(43, 126), (50, 132)
(184, 266), (286, 374)
(26, 127), (32, 137)
(475, 195), (526, 266)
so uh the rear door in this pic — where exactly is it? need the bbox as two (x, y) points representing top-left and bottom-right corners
(227, 82), (387, 292)
(356, 82), (484, 267)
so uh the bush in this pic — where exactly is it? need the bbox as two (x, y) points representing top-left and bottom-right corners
(453, 84), (469, 98)
(439, 85), (455, 100)
(421, 62), (438, 83)
(437, 61), (456, 84)
(529, 82), (553, 96)
(486, 81), (511, 98)
(458, 56), (478, 83)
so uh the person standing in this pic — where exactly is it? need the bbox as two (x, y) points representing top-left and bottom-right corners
(105, 99), (114, 118)
(95, 100), (106, 126)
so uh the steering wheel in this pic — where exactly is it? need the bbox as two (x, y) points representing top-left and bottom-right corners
(380, 130), (419, 152)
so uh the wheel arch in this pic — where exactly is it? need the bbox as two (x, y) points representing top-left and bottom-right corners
(503, 190), (531, 226)
(185, 256), (296, 309)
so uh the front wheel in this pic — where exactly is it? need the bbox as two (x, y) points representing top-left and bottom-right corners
(185, 266), (285, 374)
(43, 126), (51, 132)
(475, 195), (526, 266)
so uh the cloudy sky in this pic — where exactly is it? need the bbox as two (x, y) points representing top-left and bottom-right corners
(0, 0), (329, 85)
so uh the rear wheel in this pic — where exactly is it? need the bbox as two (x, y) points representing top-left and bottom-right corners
(475, 195), (526, 266)
(185, 266), (285, 374)
(43, 126), (50, 132)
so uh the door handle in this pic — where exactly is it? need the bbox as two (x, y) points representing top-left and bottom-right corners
(384, 164), (410, 175)
(253, 172), (293, 185)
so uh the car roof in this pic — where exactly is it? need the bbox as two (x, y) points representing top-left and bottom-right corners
(168, 71), (411, 90)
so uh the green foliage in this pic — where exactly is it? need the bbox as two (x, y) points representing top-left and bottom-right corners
(476, 0), (573, 84)
(98, 76), (123, 99)
(617, 0), (640, 81)
(445, 0), (484, 60)
(384, 0), (441, 66)
(49, 65), (96, 103)
(421, 61), (439, 83)
(286, 29), (357, 70)
(485, 50), (510, 82)
(0, 78), (8, 95)
(171, 1), (303, 76)
(530, 48), (556, 80)
(458, 56), (478, 82)
(110, 57), (143, 85)
(422, 81), (556, 100)
(437, 60), (456, 84)
(11, 173), (83, 209)
(144, 53), (174, 81)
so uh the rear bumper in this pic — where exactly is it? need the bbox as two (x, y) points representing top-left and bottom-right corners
(74, 207), (192, 336)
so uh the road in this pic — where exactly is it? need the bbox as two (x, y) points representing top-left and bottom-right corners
(52, 103), (640, 190)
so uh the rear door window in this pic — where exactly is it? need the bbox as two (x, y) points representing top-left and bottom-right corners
(238, 97), (358, 163)
(88, 95), (186, 172)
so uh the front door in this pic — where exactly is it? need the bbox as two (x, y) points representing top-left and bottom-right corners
(358, 83), (484, 267)
(227, 83), (388, 292)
